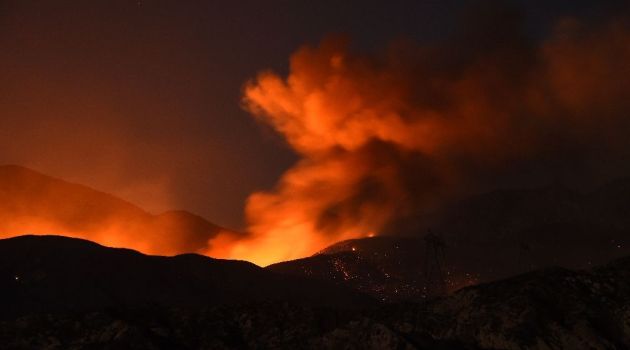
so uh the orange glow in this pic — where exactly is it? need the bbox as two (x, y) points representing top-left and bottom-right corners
(0, 165), (236, 257)
(218, 16), (630, 266)
(0, 213), (223, 257)
(2, 14), (630, 267)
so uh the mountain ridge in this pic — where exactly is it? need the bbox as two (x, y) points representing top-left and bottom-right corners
(269, 175), (630, 300)
(0, 234), (373, 320)
(5, 234), (630, 349)
(0, 164), (240, 256)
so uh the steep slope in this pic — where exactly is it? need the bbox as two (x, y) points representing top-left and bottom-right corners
(269, 237), (429, 301)
(5, 253), (630, 349)
(385, 257), (630, 349)
(269, 178), (630, 301)
(0, 235), (373, 319)
(0, 165), (238, 256)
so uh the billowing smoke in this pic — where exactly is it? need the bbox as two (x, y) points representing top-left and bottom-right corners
(208, 10), (630, 265)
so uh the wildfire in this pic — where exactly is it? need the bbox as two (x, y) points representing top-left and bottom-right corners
(207, 13), (630, 265)
(2, 11), (630, 267)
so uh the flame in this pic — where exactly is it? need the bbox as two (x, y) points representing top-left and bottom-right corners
(208, 14), (630, 266)
(2, 11), (630, 267)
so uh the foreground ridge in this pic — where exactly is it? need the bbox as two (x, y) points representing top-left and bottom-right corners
(3, 235), (630, 349)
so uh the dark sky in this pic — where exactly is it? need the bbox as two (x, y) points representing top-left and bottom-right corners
(0, 0), (626, 230)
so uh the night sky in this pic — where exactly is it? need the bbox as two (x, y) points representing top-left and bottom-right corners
(0, 0), (627, 233)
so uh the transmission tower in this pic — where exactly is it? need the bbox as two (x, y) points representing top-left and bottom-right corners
(423, 230), (447, 297)
(517, 242), (532, 272)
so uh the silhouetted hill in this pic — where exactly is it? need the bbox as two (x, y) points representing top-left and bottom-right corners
(0, 235), (373, 319)
(268, 237), (427, 301)
(269, 178), (630, 301)
(5, 250), (630, 349)
(374, 255), (630, 349)
(0, 165), (238, 255)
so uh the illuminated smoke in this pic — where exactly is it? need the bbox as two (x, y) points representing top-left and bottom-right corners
(0, 165), (234, 256)
(208, 13), (630, 266)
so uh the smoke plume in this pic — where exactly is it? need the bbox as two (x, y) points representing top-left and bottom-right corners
(208, 10), (630, 265)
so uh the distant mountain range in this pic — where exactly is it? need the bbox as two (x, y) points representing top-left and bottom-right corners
(0, 165), (239, 256)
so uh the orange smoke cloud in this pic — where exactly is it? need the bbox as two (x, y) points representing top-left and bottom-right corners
(208, 13), (630, 266)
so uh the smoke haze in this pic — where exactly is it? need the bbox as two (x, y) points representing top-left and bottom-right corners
(2, 2), (630, 266)
(208, 9), (630, 265)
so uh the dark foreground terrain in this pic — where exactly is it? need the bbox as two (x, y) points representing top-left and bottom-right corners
(269, 179), (630, 302)
(3, 235), (630, 349)
(0, 235), (371, 318)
